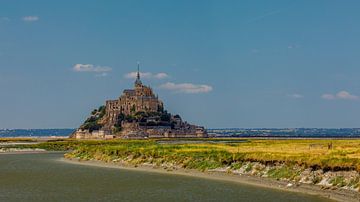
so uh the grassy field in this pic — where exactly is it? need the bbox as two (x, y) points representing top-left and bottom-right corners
(0, 138), (37, 142)
(14, 138), (360, 172)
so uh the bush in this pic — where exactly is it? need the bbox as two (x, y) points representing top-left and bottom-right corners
(82, 122), (102, 132)
(230, 162), (242, 170)
(81, 105), (106, 131)
(330, 176), (346, 187)
(160, 112), (171, 122)
(267, 166), (299, 180)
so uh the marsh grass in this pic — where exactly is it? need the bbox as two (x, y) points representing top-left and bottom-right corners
(0, 138), (37, 142)
(16, 138), (360, 172)
(267, 166), (300, 180)
(349, 177), (360, 188)
(330, 176), (346, 187)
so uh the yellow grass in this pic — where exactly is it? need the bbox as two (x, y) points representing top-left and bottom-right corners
(17, 138), (360, 171)
(198, 139), (360, 170)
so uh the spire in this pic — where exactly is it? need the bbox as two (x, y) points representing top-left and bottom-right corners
(135, 61), (142, 86)
(137, 62), (140, 80)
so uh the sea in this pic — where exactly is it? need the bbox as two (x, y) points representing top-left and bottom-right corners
(1, 128), (360, 138)
(0, 129), (75, 138)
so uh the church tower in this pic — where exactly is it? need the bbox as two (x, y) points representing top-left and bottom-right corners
(135, 62), (142, 87)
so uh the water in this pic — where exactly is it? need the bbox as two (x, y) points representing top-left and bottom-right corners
(0, 153), (331, 202)
(0, 129), (74, 137)
(2, 128), (360, 138)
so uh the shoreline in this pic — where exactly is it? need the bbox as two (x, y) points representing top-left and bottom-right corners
(0, 148), (47, 154)
(62, 157), (359, 202)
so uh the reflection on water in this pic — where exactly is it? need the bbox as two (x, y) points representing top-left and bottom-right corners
(0, 153), (330, 202)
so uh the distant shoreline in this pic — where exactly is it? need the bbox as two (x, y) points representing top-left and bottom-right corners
(4, 136), (360, 141)
(4, 127), (360, 139)
(62, 157), (359, 202)
(0, 136), (69, 139)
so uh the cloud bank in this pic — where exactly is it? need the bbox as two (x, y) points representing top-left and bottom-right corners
(73, 64), (112, 73)
(321, 91), (358, 100)
(22, 16), (39, 22)
(159, 82), (213, 94)
(125, 72), (169, 80)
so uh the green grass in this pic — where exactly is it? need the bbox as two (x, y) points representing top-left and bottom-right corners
(0, 138), (37, 142)
(349, 177), (360, 188)
(10, 138), (360, 172)
(330, 176), (346, 187)
(230, 162), (242, 170)
(267, 166), (299, 180)
(245, 163), (253, 172)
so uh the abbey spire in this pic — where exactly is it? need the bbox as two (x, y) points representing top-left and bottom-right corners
(135, 62), (142, 86)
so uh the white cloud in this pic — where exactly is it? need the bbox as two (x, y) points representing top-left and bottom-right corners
(321, 94), (336, 100)
(159, 82), (213, 94)
(124, 72), (169, 80)
(22, 16), (39, 22)
(73, 64), (112, 73)
(153, 72), (168, 79)
(336, 91), (358, 100)
(288, 44), (300, 49)
(288, 93), (304, 99)
(321, 91), (358, 100)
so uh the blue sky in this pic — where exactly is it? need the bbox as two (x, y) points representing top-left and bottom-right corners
(1, 0), (360, 129)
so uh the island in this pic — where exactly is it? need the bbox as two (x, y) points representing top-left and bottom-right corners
(71, 65), (207, 139)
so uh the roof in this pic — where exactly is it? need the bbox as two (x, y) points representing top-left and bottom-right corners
(123, 89), (135, 95)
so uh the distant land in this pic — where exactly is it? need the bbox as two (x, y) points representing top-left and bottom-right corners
(2, 128), (360, 138)
(208, 128), (360, 138)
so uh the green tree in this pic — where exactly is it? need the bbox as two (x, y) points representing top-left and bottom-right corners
(160, 112), (171, 122)
(130, 105), (136, 113)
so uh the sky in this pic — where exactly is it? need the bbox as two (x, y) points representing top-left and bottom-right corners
(0, 0), (360, 129)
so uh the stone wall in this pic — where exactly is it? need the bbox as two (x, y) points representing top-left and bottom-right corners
(72, 129), (115, 139)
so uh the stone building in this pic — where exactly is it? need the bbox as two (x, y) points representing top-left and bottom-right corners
(103, 65), (164, 130)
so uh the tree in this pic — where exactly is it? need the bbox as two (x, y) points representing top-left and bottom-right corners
(114, 113), (125, 129)
(98, 106), (106, 118)
(80, 105), (106, 131)
(82, 122), (102, 132)
(160, 112), (171, 122)
(91, 109), (98, 115)
(125, 115), (135, 122)
(131, 105), (136, 113)
(157, 104), (164, 113)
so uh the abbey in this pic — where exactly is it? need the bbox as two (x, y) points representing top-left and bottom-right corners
(72, 65), (207, 139)
(103, 70), (164, 130)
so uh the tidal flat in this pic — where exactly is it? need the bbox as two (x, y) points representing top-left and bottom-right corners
(0, 152), (330, 202)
